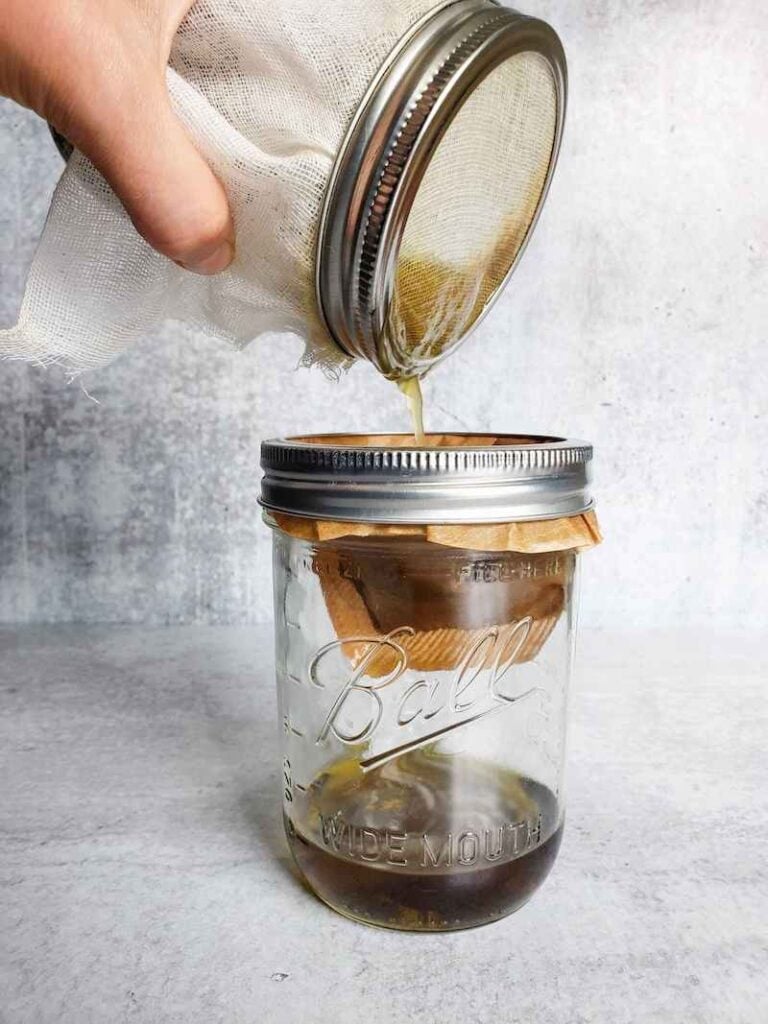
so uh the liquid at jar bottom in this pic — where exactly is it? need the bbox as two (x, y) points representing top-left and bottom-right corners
(284, 755), (562, 932)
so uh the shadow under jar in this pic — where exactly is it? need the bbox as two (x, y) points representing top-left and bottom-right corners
(260, 434), (600, 931)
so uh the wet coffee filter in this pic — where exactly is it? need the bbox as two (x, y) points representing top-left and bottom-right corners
(275, 515), (598, 675)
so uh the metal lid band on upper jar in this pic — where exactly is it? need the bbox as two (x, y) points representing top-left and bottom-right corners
(315, 0), (567, 379)
(260, 434), (593, 525)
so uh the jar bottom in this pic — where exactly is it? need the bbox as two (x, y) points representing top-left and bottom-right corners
(284, 760), (563, 932)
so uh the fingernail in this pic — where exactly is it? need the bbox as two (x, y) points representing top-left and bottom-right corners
(177, 239), (235, 276)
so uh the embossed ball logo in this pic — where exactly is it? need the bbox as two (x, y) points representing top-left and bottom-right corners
(308, 618), (541, 772)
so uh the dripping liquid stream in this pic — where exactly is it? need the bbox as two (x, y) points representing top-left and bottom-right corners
(397, 377), (426, 445)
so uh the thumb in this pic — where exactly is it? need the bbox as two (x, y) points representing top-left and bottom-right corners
(69, 76), (235, 276)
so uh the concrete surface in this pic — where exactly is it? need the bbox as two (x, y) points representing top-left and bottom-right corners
(1, 0), (768, 631)
(1, 625), (765, 1024)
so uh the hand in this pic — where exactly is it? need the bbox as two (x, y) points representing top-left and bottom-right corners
(0, 0), (235, 274)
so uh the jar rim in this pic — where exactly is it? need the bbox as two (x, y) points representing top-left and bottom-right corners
(260, 433), (594, 525)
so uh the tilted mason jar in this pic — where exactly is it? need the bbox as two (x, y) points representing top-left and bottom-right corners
(260, 434), (600, 931)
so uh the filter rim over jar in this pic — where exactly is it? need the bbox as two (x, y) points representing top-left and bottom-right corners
(315, 0), (567, 380)
(260, 433), (593, 525)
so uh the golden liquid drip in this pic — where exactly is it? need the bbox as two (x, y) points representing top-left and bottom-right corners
(397, 377), (426, 445)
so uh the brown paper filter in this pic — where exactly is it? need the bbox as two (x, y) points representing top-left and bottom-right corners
(273, 510), (601, 554)
(274, 509), (600, 676)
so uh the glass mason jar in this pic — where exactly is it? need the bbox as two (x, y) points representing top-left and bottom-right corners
(260, 434), (598, 931)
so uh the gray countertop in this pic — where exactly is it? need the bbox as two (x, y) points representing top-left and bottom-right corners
(1, 626), (765, 1024)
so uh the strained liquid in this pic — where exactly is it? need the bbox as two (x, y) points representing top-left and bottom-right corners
(285, 752), (562, 931)
(397, 376), (426, 444)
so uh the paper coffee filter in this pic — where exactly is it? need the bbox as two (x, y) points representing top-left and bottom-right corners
(273, 502), (600, 675)
(272, 510), (602, 555)
(320, 569), (565, 678)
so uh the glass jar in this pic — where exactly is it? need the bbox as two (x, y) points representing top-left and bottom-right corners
(260, 434), (599, 931)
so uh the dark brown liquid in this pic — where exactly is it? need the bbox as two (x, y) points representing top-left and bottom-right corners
(286, 753), (562, 931)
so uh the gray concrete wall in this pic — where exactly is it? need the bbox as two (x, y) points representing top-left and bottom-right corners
(1, 0), (766, 629)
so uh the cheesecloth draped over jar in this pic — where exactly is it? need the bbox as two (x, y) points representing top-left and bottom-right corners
(0, 0), (563, 377)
